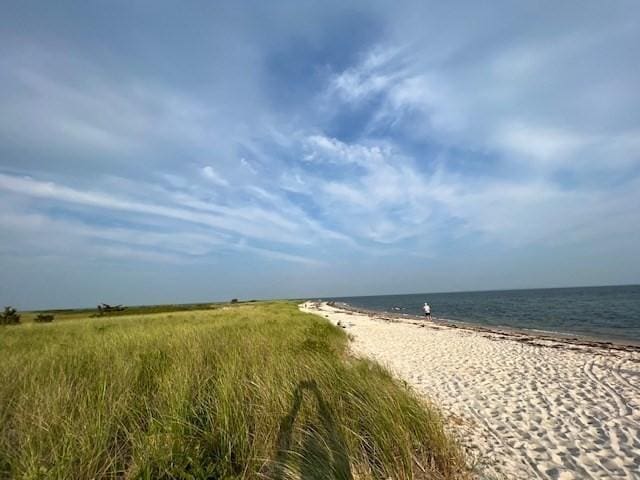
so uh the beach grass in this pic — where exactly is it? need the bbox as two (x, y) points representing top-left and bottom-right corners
(0, 302), (468, 479)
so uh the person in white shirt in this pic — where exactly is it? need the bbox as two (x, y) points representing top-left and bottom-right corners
(423, 302), (431, 318)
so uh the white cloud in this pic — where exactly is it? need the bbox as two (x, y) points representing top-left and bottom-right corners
(0, 199), (325, 266)
(494, 124), (590, 164)
(240, 157), (257, 174)
(328, 45), (408, 102)
(201, 165), (229, 186)
(283, 132), (640, 250)
(304, 134), (388, 167)
(0, 54), (212, 159)
(326, 31), (640, 175)
(0, 173), (337, 248)
(295, 135), (435, 243)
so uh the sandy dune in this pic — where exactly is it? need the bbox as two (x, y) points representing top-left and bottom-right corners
(301, 302), (640, 479)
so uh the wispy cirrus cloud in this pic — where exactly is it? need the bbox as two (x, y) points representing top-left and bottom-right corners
(327, 25), (640, 176)
(201, 166), (229, 187)
(0, 173), (331, 265)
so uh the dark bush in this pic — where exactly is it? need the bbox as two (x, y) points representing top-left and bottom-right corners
(0, 306), (20, 325)
(97, 303), (125, 316)
(34, 313), (55, 323)
(230, 298), (239, 304)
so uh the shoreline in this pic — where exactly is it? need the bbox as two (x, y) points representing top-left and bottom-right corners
(329, 301), (640, 353)
(302, 301), (640, 479)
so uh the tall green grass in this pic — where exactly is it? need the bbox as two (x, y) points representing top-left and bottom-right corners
(0, 302), (468, 479)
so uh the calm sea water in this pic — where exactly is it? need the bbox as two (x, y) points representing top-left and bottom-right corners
(329, 285), (640, 344)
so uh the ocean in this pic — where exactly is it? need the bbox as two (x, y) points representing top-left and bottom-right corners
(329, 285), (640, 344)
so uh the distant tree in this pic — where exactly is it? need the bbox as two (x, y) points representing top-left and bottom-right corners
(230, 298), (239, 304)
(0, 306), (20, 325)
(34, 313), (55, 323)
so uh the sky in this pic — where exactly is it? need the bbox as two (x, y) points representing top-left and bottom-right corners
(1, 1), (639, 309)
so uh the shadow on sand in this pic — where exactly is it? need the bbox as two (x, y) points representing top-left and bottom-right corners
(272, 380), (353, 480)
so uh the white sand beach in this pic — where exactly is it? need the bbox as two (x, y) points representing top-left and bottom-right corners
(301, 301), (640, 479)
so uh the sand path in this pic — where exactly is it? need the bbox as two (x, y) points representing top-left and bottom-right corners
(301, 302), (640, 479)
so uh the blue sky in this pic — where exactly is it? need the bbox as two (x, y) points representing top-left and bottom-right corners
(1, 1), (639, 309)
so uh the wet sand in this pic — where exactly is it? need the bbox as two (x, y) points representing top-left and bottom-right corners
(301, 301), (640, 479)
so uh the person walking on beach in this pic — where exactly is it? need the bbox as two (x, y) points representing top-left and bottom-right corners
(423, 302), (431, 318)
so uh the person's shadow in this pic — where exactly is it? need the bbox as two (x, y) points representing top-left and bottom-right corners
(272, 380), (353, 480)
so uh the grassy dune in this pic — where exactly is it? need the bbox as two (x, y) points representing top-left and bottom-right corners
(0, 302), (468, 479)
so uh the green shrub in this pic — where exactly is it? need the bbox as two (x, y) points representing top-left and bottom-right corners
(0, 306), (20, 325)
(34, 314), (55, 323)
